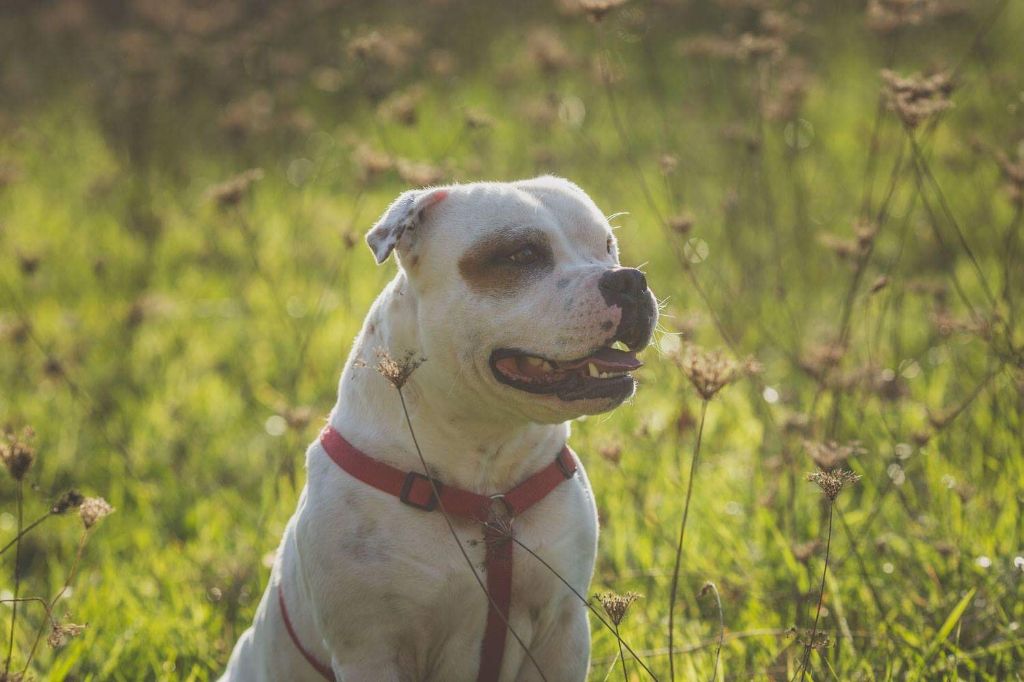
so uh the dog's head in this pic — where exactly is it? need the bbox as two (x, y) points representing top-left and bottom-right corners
(366, 176), (658, 423)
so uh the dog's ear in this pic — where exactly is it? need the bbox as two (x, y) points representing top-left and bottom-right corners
(366, 188), (449, 264)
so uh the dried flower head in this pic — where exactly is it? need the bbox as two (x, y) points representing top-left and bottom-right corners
(595, 591), (641, 625)
(674, 346), (744, 400)
(787, 626), (831, 649)
(881, 69), (954, 129)
(803, 440), (863, 471)
(80, 496), (114, 529)
(204, 168), (264, 208)
(52, 489), (85, 514)
(354, 144), (394, 180)
(395, 158), (446, 187)
(598, 441), (622, 465)
(579, 0), (628, 22)
(668, 213), (695, 235)
(47, 618), (86, 648)
(1, 426), (35, 481)
(792, 539), (821, 564)
(375, 348), (424, 390)
(807, 468), (862, 502)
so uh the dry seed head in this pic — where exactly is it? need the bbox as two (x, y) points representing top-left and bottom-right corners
(668, 213), (695, 235)
(395, 158), (446, 187)
(204, 168), (264, 209)
(673, 345), (745, 400)
(47, 618), (86, 648)
(52, 489), (85, 514)
(807, 468), (862, 501)
(354, 144), (394, 179)
(881, 69), (954, 129)
(579, 0), (629, 23)
(595, 591), (641, 625)
(787, 626), (831, 649)
(375, 348), (424, 390)
(1, 426), (35, 481)
(80, 496), (114, 529)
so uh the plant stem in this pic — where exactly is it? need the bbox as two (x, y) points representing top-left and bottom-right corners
(5, 481), (23, 675)
(615, 622), (630, 682)
(668, 399), (709, 682)
(395, 388), (548, 682)
(798, 502), (835, 682)
(508, 535), (659, 680)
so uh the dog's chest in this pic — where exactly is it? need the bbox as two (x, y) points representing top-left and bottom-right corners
(299, 459), (598, 663)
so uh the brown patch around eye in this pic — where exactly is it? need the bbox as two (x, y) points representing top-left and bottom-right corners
(458, 228), (553, 296)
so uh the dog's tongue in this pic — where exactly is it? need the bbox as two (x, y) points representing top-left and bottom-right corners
(561, 346), (642, 371)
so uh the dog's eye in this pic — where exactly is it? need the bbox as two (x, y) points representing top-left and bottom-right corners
(506, 246), (539, 265)
(606, 236), (614, 255)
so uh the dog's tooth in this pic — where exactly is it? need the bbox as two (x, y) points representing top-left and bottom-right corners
(526, 357), (543, 367)
(588, 363), (600, 378)
(541, 360), (554, 372)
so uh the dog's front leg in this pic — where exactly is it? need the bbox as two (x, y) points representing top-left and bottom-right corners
(516, 601), (590, 682)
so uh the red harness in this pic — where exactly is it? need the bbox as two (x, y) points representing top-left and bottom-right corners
(278, 425), (579, 682)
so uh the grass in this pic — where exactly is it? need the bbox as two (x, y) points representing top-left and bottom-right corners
(1, 0), (1023, 679)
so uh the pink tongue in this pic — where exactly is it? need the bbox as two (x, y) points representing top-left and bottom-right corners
(561, 347), (642, 371)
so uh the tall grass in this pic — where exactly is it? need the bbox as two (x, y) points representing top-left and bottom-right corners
(1, 0), (1022, 678)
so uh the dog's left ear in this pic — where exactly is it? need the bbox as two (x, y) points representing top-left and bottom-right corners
(366, 188), (449, 264)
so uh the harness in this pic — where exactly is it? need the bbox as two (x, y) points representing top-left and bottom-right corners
(278, 425), (579, 681)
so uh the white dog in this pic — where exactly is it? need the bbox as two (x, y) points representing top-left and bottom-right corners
(222, 176), (657, 681)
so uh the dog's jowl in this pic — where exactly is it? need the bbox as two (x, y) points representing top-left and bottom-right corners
(221, 176), (658, 682)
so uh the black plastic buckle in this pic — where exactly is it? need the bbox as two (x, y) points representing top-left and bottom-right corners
(556, 450), (575, 479)
(399, 471), (441, 511)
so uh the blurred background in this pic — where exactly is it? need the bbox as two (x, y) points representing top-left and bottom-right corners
(1, 0), (1022, 679)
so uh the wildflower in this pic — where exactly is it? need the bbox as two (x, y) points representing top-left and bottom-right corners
(668, 213), (695, 235)
(598, 442), (622, 465)
(204, 168), (264, 209)
(881, 69), (954, 129)
(807, 469), (861, 502)
(80, 497), (114, 529)
(803, 441), (862, 470)
(792, 539), (821, 564)
(354, 144), (393, 180)
(659, 154), (679, 175)
(52, 489), (85, 514)
(47, 618), (86, 648)
(595, 591), (641, 625)
(375, 348), (424, 390)
(395, 158), (446, 187)
(579, 0), (628, 23)
(787, 626), (831, 649)
(737, 33), (787, 62)
(377, 87), (423, 126)
(464, 107), (494, 130)
(674, 346), (745, 400)
(525, 28), (574, 74)
(1, 426), (35, 481)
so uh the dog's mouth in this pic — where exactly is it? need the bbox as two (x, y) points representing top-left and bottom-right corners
(489, 345), (643, 401)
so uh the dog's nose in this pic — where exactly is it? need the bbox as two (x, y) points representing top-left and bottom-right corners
(599, 267), (648, 301)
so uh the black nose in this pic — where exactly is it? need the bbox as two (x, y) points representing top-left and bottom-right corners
(599, 267), (648, 301)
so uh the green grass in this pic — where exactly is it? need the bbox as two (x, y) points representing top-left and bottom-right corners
(1, 1), (1023, 679)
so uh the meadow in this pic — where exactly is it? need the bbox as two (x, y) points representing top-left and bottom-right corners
(1, 0), (1022, 679)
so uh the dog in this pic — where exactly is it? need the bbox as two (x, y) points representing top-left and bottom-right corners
(222, 176), (658, 681)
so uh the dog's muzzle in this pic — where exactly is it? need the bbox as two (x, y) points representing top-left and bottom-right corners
(598, 267), (657, 350)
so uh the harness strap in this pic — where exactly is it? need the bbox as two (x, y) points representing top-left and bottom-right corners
(277, 425), (577, 682)
(278, 582), (335, 681)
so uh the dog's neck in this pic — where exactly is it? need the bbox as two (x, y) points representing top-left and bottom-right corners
(327, 276), (570, 494)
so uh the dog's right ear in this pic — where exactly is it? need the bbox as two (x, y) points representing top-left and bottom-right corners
(366, 188), (448, 264)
